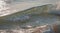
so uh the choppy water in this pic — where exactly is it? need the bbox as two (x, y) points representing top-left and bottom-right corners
(0, 14), (60, 33)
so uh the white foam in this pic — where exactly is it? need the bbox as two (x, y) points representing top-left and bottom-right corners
(55, 1), (60, 10)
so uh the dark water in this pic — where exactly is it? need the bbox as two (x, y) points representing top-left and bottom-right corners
(0, 4), (60, 33)
(0, 14), (60, 33)
(0, 13), (60, 29)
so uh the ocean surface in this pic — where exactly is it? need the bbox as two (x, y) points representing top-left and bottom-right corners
(0, 0), (60, 33)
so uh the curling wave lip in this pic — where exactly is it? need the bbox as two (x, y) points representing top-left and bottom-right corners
(0, 0), (55, 17)
(0, 4), (52, 22)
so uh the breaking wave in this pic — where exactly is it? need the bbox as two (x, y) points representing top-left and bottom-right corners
(0, 0), (60, 33)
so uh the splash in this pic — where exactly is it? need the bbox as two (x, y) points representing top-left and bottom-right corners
(0, 0), (11, 17)
(0, 0), (21, 17)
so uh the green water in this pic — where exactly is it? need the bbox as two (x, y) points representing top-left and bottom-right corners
(0, 4), (60, 30)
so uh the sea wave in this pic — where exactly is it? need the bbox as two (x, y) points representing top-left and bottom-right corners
(0, 0), (60, 33)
